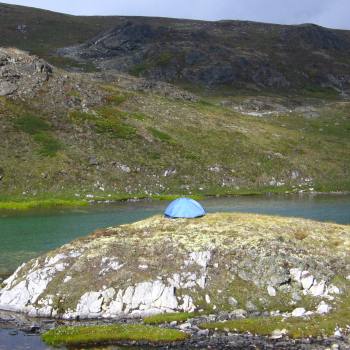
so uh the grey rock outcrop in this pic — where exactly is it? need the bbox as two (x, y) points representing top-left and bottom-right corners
(58, 20), (350, 93)
(0, 213), (349, 319)
(0, 48), (52, 98)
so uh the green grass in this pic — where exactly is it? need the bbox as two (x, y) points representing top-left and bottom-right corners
(14, 115), (50, 134)
(301, 85), (340, 99)
(314, 180), (350, 193)
(95, 118), (136, 139)
(70, 106), (137, 139)
(0, 193), (205, 211)
(0, 199), (88, 210)
(13, 115), (63, 156)
(144, 312), (198, 325)
(130, 112), (147, 121)
(0, 3), (124, 57)
(103, 94), (127, 106)
(156, 52), (173, 66)
(33, 132), (63, 156)
(129, 52), (173, 77)
(148, 127), (174, 143)
(42, 324), (189, 347)
(200, 314), (346, 339)
(69, 110), (96, 122)
(200, 278), (350, 338)
(1, 63), (350, 199)
(129, 62), (149, 77)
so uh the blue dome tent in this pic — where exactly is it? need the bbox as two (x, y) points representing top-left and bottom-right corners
(164, 198), (206, 219)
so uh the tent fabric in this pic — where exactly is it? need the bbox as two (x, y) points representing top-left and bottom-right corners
(164, 198), (206, 218)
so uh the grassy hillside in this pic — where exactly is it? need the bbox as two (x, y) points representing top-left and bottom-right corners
(0, 66), (349, 204)
(0, 4), (349, 204)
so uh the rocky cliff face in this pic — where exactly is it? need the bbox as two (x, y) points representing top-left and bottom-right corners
(0, 213), (349, 319)
(58, 20), (350, 93)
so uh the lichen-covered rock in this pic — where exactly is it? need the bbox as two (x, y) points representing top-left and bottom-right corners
(0, 213), (349, 319)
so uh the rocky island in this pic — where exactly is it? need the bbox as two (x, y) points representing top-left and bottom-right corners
(1, 213), (350, 347)
(0, 2), (350, 348)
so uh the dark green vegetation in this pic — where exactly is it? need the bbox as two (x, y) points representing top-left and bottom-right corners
(42, 324), (189, 347)
(144, 312), (198, 325)
(148, 127), (174, 144)
(14, 115), (62, 156)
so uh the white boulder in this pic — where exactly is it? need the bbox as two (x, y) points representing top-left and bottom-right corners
(316, 301), (331, 314)
(309, 280), (326, 297)
(291, 307), (306, 317)
(267, 286), (276, 297)
(301, 272), (314, 290)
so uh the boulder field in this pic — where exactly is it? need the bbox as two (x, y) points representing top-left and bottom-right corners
(0, 213), (349, 320)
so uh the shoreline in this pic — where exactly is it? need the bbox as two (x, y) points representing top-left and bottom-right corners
(0, 189), (349, 211)
(1, 309), (349, 350)
(1, 212), (350, 349)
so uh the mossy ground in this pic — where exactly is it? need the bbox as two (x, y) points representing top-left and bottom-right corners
(200, 278), (350, 338)
(189, 276), (318, 314)
(144, 312), (198, 325)
(42, 324), (189, 347)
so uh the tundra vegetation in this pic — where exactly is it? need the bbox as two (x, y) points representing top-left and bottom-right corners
(0, 3), (350, 208)
(0, 213), (349, 346)
(0, 48), (349, 209)
(42, 324), (189, 347)
(0, 4), (350, 347)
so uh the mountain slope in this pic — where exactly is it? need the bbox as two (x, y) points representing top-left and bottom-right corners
(0, 48), (349, 202)
(1, 3), (350, 93)
(0, 2), (125, 70)
(58, 20), (350, 92)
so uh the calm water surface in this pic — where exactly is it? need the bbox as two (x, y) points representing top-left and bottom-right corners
(0, 194), (349, 349)
(0, 194), (349, 277)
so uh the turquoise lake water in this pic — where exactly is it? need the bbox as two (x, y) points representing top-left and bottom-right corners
(0, 194), (349, 277)
(0, 194), (349, 349)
